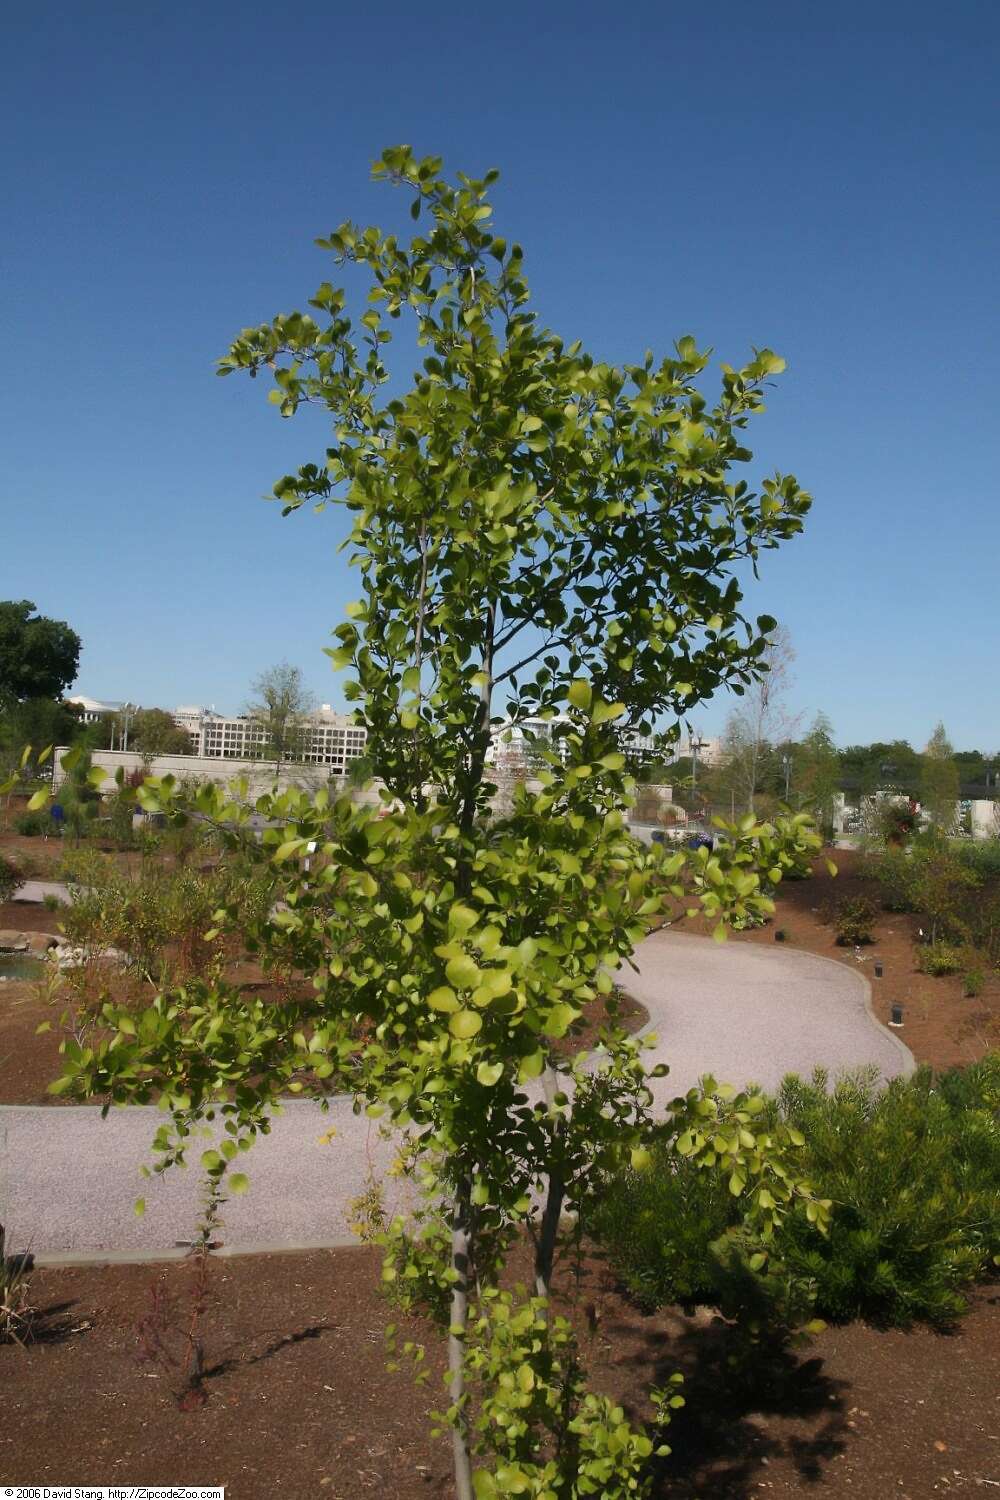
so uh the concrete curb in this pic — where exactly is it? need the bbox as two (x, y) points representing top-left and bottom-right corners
(27, 1236), (361, 1268)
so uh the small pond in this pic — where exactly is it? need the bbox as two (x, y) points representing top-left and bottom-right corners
(0, 954), (46, 982)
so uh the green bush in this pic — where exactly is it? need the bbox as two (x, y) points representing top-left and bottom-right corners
(869, 846), (918, 911)
(834, 896), (877, 945)
(59, 854), (275, 981)
(593, 1059), (1000, 1329)
(963, 969), (985, 998)
(0, 854), (24, 903)
(917, 941), (964, 976)
(958, 839), (1000, 883)
(13, 811), (45, 837)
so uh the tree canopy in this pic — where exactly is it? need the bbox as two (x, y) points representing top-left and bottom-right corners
(14, 147), (827, 1498)
(0, 599), (80, 706)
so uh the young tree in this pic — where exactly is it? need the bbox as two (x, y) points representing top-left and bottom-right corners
(921, 722), (960, 833)
(25, 150), (828, 1496)
(0, 600), (80, 708)
(246, 662), (316, 773)
(715, 628), (799, 814)
(797, 712), (840, 835)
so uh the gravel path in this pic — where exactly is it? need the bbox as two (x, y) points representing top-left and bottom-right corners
(0, 931), (912, 1263)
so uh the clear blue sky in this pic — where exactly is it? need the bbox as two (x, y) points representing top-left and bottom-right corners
(2, 1), (997, 749)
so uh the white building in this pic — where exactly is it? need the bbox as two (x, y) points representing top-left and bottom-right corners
(172, 703), (367, 774)
(487, 714), (657, 769)
(65, 694), (122, 724)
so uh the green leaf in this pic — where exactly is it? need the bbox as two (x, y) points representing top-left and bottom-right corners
(448, 903), (478, 935)
(476, 1061), (503, 1086)
(446, 954), (480, 989)
(201, 1150), (223, 1173)
(428, 985), (459, 1013)
(631, 1146), (652, 1171)
(27, 788), (50, 811)
(567, 679), (592, 711)
(229, 1173), (250, 1195)
(134, 1197), (146, 1217)
(449, 1009), (482, 1039)
(591, 699), (626, 725)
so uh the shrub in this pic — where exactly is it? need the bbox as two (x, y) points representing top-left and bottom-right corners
(834, 896), (877, 946)
(917, 942), (964, 976)
(963, 969), (985, 997)
(0, 854), (23, 904)
(771, 1064), (1000, 1325)
(13, 811), (45, 837)
(877, 801), (918, 845)
(593, 1059), (1000, 1330)
(869, 846), (918, 912)
(957, 839), (1000, 883)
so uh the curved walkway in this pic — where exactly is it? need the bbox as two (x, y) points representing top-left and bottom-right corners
(0, 932), (912, 1263)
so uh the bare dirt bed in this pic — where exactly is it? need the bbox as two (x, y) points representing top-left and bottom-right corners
(3, 1246), (997, 1498)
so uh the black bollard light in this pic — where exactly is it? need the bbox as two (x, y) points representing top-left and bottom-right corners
(874, 962), (884, 979)
(890, 1003), (904, 1027)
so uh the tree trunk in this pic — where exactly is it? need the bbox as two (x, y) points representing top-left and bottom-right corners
(535, 1066), (565, 1300)
(448, 1179), (474, 1500)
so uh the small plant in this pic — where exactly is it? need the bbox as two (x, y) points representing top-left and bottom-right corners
(42, 892), (61, 913)
(0, 1221), (33, 1347)
(917, 942), (964, 976)
(835, 896), (877, 946)
(135, 1173), (224, 1409)
(963, 968), (985, 998)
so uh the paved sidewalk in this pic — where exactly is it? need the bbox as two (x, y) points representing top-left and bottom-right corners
(0, 931), (912, 1261)
(13, 880), (71, 905)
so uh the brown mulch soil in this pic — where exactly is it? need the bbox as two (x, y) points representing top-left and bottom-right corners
(697, 850), (1000, 1072)
(3, 1245), (998, 1497)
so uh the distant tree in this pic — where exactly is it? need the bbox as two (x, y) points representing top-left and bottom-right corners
(246, 663), (316, 773)
(717, 627), (799, 813)
(0, 601), (81, 707)
(921, 722), (960, 832)
(0, 696), (82, 778)
(841, 739), (920, 797)
(796, 712), (840, 835)
(129, 708), (193, 760)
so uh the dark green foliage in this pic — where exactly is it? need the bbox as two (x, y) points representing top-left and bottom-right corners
(0, 853), (23, 903)
(964, 969), (985, 998)
(834, 896), (876, 945)
(594, 1060), (1000, 1329)
(958, 839), (1000, 883)
(772, 1065), (1000, 1325)
(12, 811), (46, 837)
(0, 601), (80, 708)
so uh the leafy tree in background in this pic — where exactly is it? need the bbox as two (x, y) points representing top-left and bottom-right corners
(23, 149), (829, 1497)
(0, 696), (82, 779)
(0, 600), (80, 707)
(246, 662), (315, 773)
(921, 722), (960, 832)
(128, 707), (194, 760)
(796, 712), (840, 835)
(840, 739), (920, 798)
